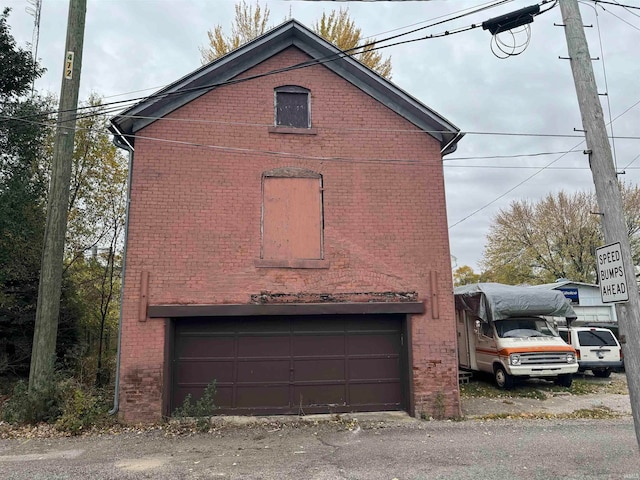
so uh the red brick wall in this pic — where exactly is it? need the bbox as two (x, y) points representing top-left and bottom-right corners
(119, 47), (460, 423)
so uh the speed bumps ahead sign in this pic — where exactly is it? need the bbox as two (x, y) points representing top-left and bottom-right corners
(596, 242), (629, 303)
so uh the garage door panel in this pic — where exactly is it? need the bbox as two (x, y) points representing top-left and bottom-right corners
(349, 357), (400, 380)
(175, 336), (235, 358)
(348, 333), (399, 355)
(175, 360), (235, 383)
(212, 386), (235, 409)
(239, 317), (290, 333)
(293, 316), (345, 333)
(238, 336), (289, 356)
(292, 335), (344, 355)
(172, 314), (404, 415)
(236, 386), (290, 408)
(237, 359), (290, 382)
(293, 359), (345, 381)
(349, 382), (402, 406)
(294, 385), (346, 407)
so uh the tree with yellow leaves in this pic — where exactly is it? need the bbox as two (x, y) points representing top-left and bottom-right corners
(200, 1), (392, 79)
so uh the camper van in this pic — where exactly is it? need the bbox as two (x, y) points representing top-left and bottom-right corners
(455, 283), (579, 389)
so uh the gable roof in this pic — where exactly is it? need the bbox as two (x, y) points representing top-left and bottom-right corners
(110, 19), (462, 154)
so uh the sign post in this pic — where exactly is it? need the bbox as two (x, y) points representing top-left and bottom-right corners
(596, 242), (629, 304)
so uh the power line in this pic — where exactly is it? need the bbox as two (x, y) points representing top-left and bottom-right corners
(588, 0), (640, 10)
(6, 112), (640, 171)
(88, 0), (520, 103)
(3, 0), (517, 123)
(5, 112), (640, 142)
(596, 2), (640, 32)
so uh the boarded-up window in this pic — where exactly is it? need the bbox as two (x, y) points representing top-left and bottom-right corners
(262, 172), (322, 260)
(275, 86), (310, 128)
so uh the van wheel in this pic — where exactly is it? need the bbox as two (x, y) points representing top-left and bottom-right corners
(494, 366), (513, 389)
(593, 369), (611, 378)
(555, 374), (573, 388)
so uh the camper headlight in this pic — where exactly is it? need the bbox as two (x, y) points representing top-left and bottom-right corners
(566, 353), (576, 364)
(509, 354), (521, 366)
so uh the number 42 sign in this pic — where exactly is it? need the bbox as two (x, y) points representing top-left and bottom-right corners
(596, 242), (629, 303)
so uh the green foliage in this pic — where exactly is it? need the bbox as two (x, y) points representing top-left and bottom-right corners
(453, 265), (483, 286)
(173, 381), (217, 417)
(0, 8), (44, 98)
(0, 11), (81, 376)
(55, 383), (110, 434)
(1, 375), (112, 434)
(480, 185), (640, 284)
(2, 379), (64, 424)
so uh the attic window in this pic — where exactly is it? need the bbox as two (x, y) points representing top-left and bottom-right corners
(275, 86), (310, 128)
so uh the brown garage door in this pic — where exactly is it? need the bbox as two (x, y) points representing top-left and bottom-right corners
(171, 314), (405, 415)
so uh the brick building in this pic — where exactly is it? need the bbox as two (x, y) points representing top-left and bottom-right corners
(110, 20), (463, 423)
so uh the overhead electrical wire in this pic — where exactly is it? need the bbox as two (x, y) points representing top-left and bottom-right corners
(3, 0), (637, 231)
(1, 0), (517, 123)
(5, 112), (640, 172)
(5, 111), (640, 142)
(588, 0), (640, 10)
(593, 1), (640, 32)
(448, 97), (640, 229)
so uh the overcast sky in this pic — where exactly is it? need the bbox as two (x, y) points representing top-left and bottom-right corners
(5, 0), (640, 271)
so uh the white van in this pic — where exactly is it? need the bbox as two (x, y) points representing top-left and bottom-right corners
(557, 326), (623, 378)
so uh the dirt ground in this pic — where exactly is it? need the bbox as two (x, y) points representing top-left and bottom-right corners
(460, 371), (632, 418)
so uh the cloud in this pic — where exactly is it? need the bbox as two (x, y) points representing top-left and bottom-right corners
(6, 0), (639, 272)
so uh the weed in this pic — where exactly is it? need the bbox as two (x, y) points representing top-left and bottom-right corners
(433, 391), (446, 420)
(172, 381), (217, 431)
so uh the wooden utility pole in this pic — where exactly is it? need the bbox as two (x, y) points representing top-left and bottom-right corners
(29, 0), (87, 392)
(560, 0), (640, 447)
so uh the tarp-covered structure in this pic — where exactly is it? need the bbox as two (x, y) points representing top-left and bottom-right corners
(454, 283), (577, 323)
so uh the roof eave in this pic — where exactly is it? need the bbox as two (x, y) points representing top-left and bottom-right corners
(110, 19), (462, 153)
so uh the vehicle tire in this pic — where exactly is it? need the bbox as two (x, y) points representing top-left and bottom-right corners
(555, 373), (573, 388)
(494, 365), (513, 389)
(593, 368), (612, 378)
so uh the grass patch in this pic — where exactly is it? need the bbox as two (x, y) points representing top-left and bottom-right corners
(473, 406), (621, 421)
(460, 373), (628, 400)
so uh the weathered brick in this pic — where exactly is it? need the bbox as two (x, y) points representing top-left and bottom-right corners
(118, 46), (459, 423)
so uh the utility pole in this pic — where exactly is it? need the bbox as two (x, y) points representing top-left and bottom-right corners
(560, 0), (640, 448)
(29, 0), (87, 392)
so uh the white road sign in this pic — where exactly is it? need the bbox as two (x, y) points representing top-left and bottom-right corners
(596, 242), (629, 303)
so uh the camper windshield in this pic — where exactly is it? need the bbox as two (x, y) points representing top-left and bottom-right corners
(495, 317), (558, 339)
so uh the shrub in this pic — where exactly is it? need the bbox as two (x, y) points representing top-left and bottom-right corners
(56, 383), (111, 434)
(0, 375), (112, 434)
(1, 379), (65, 424)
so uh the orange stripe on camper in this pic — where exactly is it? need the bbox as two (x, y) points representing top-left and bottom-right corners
(497, 345), (576, 356)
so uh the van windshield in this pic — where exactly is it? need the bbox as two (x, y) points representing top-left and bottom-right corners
(495, 318), (558, 339)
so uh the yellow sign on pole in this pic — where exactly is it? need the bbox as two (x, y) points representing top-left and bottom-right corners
(64, 51), (74, 80)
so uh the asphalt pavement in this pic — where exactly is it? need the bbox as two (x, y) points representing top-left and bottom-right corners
(1, 415), (639, 480)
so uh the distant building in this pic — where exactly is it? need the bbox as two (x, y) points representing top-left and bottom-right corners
(534, 281), (617, 325)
